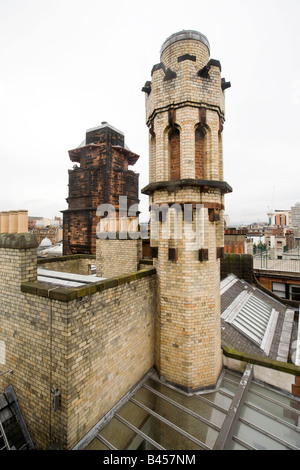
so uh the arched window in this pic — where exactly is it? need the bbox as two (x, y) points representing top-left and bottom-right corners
(169, 127), (180, 180)
(195, 126), (205, 179)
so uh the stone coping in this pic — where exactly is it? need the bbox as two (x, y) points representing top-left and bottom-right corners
(0, 233), (38, 249)
(37, 254), (96, 264)
(222, 344), (300, 377)
(21, 268), (156, 302)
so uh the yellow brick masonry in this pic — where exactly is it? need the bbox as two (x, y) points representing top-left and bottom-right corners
(145, 36), (225, 185)
(0, 244), (55, 448)
(96, 239), (142, 278)
(62, 274), (155, 449)
(0, 238), (155, 449)
(143, 31), (230, 391)
(152, 190), (223, 389)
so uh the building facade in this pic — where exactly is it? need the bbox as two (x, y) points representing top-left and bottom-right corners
(291, 202), (300, 228)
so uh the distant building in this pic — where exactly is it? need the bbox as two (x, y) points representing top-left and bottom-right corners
(268, 209), (291, 227)
(291, 202), (300, 228)
(224, 228), (247, 254)
(32, 220), (62, 246)
(223, 214), (230, 228)
(28, 216), (43, 231)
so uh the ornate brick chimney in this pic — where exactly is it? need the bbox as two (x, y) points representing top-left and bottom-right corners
(62, 122), (140, 255)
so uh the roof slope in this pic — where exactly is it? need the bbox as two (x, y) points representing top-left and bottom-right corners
(221, 274), (295, 362)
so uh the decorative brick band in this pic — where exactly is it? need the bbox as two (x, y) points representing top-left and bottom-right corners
(142, 179), (232, 195)
(0, 233), (38, 249)
(146, 100), (225, 126)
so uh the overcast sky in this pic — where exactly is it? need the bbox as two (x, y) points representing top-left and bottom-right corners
(0, 0), (299, 226)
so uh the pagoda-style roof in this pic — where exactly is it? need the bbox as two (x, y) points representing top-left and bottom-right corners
(68, 144), (101, 163)
(68, 144), (139, 166)
(112, 145), (140, 166)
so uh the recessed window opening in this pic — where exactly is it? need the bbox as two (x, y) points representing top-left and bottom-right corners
(195, 126), (205, 179)
(169, 127), (180, 180)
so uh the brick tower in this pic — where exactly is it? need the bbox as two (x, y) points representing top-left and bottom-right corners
(142, 30), (232, 391)
(62, 122), (140, 255)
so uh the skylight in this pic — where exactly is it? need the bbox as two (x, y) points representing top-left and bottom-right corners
(228, 294), (277, 349)
(78, 369), (300, 451)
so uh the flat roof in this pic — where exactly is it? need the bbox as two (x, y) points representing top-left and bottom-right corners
(37, 267), (104, 288)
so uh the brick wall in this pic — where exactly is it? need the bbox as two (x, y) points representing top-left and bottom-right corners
(62, 272), (155, 449)
(152, 198), (223, 391)
(96, 238), (142, 278)
(38, 254), (95, 275)
(0, 234), (156, 449)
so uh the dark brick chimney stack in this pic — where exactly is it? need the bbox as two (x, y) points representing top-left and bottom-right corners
(62, 123), (140, 255)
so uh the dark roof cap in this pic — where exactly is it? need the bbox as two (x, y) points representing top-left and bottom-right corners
(160, 30), (210, 56)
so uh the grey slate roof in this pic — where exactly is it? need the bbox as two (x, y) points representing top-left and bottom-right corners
(221, 274), (295, 362)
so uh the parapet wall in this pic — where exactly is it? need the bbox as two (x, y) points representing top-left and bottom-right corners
(96, 238), (142, 278)
(0, 233), (156, 449)
(38, 254), (95, 275)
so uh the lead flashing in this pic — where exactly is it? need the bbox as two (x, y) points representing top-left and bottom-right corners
(160, 30), (210, 56)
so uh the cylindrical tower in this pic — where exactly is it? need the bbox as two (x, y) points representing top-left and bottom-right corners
(142, 30), (232, 392)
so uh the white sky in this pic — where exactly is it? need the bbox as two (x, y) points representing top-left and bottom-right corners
(0, 0), (299, 226)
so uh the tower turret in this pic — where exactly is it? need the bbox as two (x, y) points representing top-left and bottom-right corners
(142, 30), (232, 392)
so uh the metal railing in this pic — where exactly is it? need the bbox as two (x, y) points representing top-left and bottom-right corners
(253, 247), (300, 272)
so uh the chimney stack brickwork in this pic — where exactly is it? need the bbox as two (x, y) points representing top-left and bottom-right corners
(0, 210), (28, 234)
(142, 30), (232, 391)
(62, 124), (140, 255)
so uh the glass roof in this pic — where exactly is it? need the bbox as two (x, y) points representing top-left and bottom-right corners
(82, 370), (300, 451)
